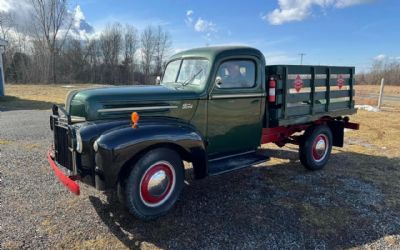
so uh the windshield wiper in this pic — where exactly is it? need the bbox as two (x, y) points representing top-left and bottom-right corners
(181, 69), (203, 87)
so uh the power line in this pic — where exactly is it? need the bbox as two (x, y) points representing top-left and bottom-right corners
(299, 53), (306, 65)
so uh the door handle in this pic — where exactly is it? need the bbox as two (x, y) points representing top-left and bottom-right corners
(251, 99), (259, 104)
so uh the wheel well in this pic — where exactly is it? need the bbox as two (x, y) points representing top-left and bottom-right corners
(305, 122), (342, 147)
(117, 143), (191, 186)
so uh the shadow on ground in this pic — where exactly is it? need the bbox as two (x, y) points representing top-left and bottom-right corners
(0, 96), (58, 111)
(89, 148), (400, 249)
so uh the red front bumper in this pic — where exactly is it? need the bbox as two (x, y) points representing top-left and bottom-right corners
(47, 150), (80, 195)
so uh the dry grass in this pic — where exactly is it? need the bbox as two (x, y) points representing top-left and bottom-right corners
(348, 109), (400, 156)
(0, 84), (108, 111)
(355, 84), (400, 107)
(0, 139), (11, 144)
(355, 84), (400, 96)
(1, 83), (398, 109)
(5, 84), (108, 103)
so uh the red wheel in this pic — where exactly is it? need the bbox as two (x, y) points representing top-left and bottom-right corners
(123, 148), (184, 220)
(300, 125), (333, 170)
(139, 161), (176, 207)
(311, 134), (329, 162)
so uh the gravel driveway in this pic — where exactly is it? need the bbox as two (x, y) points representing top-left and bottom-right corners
(1, 110), (400, 249)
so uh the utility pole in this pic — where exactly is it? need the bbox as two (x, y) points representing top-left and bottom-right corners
(299, 53), (306, 65)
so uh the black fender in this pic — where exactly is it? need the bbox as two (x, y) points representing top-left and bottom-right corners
(94, 120), (207, 190)
(327, 120), (345, 147)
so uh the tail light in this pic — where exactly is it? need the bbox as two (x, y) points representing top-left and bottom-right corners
(268, 77), (276, 103)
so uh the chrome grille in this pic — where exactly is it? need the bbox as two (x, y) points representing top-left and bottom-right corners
(52, 116), (73, 171)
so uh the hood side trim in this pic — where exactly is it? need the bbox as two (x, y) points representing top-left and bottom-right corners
(98, 105), (179, 113)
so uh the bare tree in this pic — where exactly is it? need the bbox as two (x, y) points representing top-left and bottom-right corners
(154, 25), (171, 77)
(141, 25), (156, 83)
(1, 6), (175, 85)
(0, 11), (14, 40)
(357, 58), (400, 86)
(85, 38), (100, 83)
(0, 11), (14, 82)
(99, 22), (123, 84)
(31, 0), (72, 83)
(62, 38), (85, 82)
(122, 24), (138, 83)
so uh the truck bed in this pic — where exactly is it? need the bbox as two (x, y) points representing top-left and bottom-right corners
(266, 65), (356, 127)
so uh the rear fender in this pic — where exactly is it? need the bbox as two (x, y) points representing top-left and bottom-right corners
(327, 120), (344, 147)
(94, 122), (207, 190)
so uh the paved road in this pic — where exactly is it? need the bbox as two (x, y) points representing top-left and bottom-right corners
(1, 110), (400, 249)
(358, 93), (400, 101)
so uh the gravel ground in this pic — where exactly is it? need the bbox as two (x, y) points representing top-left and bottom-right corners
(1, 110), (400, 249)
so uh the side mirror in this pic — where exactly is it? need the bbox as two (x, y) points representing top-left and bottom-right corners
(215, 76), (223, 88)
(156, 76), (161, 84)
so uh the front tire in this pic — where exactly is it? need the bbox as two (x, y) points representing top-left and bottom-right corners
(299, 125), (333, 170)
(124, 148), (184, 220)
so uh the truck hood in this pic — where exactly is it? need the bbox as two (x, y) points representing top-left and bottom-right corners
(67, 85), (199, 121)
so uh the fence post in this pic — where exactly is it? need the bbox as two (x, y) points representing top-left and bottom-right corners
(0, 40), (7, 97)
(377, 78), (385, 109)
(0, 46), (4, 96)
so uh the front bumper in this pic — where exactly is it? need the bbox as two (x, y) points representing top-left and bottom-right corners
(47, 150), (80, 195)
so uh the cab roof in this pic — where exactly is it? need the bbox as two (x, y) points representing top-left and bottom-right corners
(169, 46), (265, 62)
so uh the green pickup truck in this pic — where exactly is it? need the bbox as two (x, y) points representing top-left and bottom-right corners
(48, 46), (359, 220)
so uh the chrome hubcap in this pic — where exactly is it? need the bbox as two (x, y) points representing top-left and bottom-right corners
(312, 134), (329, 162)
(139, 161), (176, 207)
(147, 170), (170, 197)
(315, 139), (326, 156)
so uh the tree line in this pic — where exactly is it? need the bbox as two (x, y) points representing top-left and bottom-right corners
(356, 60), (400, 86)
(0, 0), (172, 85)
(1, 1), (398, 86)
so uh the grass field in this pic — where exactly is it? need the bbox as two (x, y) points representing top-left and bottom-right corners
(354, 84), (400, 95)
(355, 84), (400, 107)
(1, 83), (399, 109)
(0, 84), (108, 110)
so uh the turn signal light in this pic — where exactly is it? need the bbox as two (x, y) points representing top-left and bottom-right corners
(131, 112), (140, 128)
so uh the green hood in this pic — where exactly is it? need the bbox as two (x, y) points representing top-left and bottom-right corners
(67, 85), (199, 121)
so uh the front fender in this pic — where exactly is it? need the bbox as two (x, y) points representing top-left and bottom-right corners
(94, 121), (207, 189)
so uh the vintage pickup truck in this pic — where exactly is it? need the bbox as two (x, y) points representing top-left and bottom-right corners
(48, 46), (359, 220)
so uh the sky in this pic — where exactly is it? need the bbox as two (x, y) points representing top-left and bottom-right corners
(1, 0), (400, 72)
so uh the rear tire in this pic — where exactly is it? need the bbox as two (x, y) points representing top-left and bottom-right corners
(299, 125), (333, 170)
(124, 148), (184, 220)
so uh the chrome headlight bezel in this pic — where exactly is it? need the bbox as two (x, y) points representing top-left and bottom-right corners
(75, 129), (83, 153)
(93, 139), (99, 152)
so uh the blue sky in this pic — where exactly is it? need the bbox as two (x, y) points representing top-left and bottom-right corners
(3, 0), (400, 72)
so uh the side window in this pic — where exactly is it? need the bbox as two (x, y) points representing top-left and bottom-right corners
(216, 60), (256, 89)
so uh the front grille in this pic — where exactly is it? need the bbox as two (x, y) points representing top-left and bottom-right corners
(52, 116), (73, 171)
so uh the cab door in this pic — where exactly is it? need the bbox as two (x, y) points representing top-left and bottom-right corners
(207, 58), (264, 158)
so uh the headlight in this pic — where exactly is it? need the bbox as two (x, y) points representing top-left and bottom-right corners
(93, 139), (99, 152)
(76, 130), (83, 153)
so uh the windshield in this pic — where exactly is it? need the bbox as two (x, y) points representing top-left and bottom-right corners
(161, 59), (210, 91)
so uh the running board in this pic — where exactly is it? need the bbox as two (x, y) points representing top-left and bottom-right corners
(208, 151), (269, 176)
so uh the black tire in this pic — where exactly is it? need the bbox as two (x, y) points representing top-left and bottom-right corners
(117, 181), (126, 206)
(124, 148), (184, 220)
(299, 125), (333, 170)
